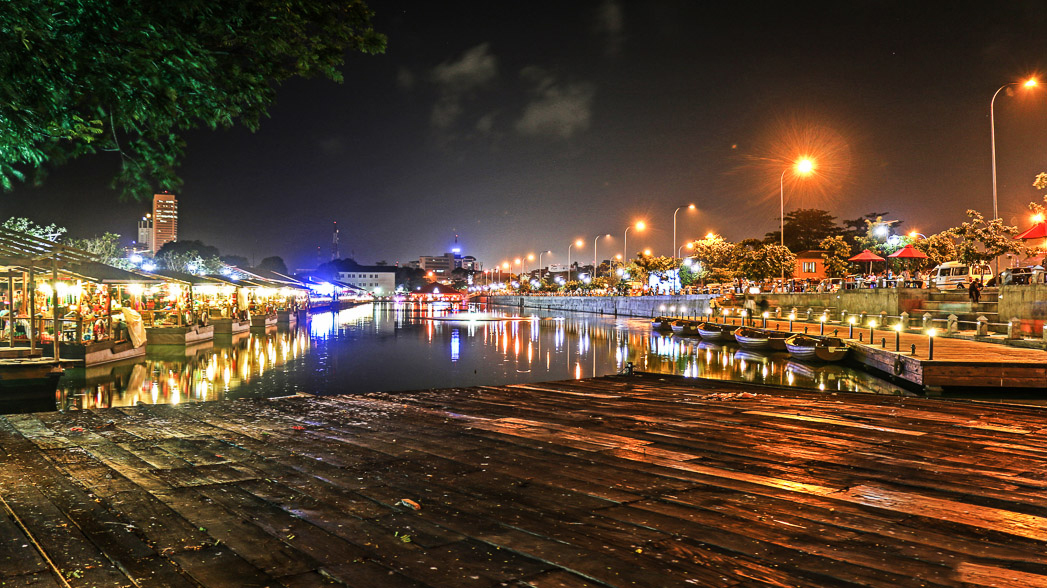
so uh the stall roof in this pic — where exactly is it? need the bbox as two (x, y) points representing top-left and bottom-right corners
(0, 227), (97, 270)
(147, 269), (237, 286)
(65, 261), (167, 285)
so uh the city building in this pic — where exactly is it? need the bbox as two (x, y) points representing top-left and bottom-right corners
(151, 193), (178, 254)
(137, 214), (153, 253)
(794, 250), (828, 280)
(336, 264), (396, 296)
(417, 249), (482, 275)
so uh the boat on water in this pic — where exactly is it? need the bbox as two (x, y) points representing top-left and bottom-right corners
(734, 327), (791, 351)
(696, 322), (737, 342)
(671, 320), (701, 336)
(784, 335), (849, 363)
(651, 316), (674, 331)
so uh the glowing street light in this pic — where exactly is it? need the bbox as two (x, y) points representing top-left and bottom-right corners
(673, 204), (696, 259)
(990, 76), (1039, 274)
(780, 157), (816, 280)
(567, 239), (584, 283)
(594, 233), (611, 278)
(537, 250), (552, 279)
(624, 221), (645, 263)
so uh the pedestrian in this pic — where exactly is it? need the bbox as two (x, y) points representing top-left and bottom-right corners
(969, 278), (982, 304)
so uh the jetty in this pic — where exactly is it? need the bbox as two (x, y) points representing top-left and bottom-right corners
(2, 374), (1046, 586)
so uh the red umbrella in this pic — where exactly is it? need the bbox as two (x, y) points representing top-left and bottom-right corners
(887, 244), (928, 259)
(848, 249), (885, 262)
(1013, 221), (1047, 240)
(849, 249), (886, 276)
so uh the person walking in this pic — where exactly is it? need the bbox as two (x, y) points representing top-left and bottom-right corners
(969, 278), (982, 304)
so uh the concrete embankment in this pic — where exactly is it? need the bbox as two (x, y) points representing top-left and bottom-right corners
(483, 294), (713, 318)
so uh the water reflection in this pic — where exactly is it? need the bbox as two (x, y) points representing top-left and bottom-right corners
(54, 302), (910, 411)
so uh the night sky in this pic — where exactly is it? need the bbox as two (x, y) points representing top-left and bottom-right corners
(7, 1), (1047, 270)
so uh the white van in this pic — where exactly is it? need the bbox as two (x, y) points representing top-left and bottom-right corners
(931, 261), (992, 289)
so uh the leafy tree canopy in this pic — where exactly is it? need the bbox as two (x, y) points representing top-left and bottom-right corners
(65, 232), (125, 266)
(255, 256), (288, 275)
(2, 217), (66, 241)
(1, 1), (385, 199)
(764, 208), (840, 252)
(220, 255), (249, 268)
(155, 239), (220, 260)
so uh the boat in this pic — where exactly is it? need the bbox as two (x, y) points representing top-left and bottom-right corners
(696, 322), (737, 342)
(784, 335), (849, 363)
(671, 320), (701, 336)
(766, 331), (791, 351)
(734, 327), (772, 350)
(651, 316), (674, 331)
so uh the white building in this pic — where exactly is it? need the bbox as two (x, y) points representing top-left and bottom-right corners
(336, 267), (396, 296)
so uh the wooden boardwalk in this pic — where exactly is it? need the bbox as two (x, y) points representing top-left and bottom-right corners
(708, 318), (1047, 389)
(2, 375), (1047, 587)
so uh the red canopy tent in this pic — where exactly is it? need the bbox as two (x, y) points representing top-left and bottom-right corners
(887, 244), (929, 259)
(1013, 221), (1047, 240)
(848, 249), (885, 274)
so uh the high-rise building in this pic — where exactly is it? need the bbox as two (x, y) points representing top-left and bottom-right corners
(137, 214), (153, 253)
(331, 221), (340, 260)
(151, 193), (178, 254)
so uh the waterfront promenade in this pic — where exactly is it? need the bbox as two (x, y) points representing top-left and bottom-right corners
(2, 375), (1046, 587)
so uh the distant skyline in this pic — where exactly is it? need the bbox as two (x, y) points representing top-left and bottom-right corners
(7, 1), (1047, 270)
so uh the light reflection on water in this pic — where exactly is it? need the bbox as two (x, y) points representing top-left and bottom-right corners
(57, 302), (911, 411)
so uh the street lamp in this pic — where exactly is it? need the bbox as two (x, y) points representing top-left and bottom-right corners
(677, 240), (695, 259)
(991, 76), (1039, 274)
(567, 239), (583, 282)
(780, 157), (815, 281)
(673, 204), (696, 259)
(624, 221), (645, 264)
(537, 250), (552, 280)
(594, 234), (610, 278)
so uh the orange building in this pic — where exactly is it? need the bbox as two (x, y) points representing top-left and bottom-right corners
(794, 250), (828, 280)
(151, 193), (178, 254)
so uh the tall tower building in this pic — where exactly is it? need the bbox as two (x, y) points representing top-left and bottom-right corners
(137, 214), (153, 253)
(331, 221), (340, 261)
(151, 193), (178, 254)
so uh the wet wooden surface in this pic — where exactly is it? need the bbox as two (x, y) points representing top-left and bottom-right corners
(2, 374), (1047, 587)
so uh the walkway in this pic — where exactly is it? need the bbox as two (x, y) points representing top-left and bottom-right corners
(2, 375), (1047, 586)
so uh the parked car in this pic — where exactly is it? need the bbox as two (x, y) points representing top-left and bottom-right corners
(931, 262), (992, 289)
(998, 266), (1045, 285)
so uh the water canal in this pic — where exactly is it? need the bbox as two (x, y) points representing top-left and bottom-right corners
(47, 302), (916, 412)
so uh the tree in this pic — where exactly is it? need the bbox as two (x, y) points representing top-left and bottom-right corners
(764, 208), (840, 252)
(65, 232), (125, 266)
(841, 212), (893, 251)
(731, 241), (794, 281)
(1, 1), (385, 199)
(818, 235), (851, 278)
(913, 231), (958, 268)
(220, 255), (249, 268)
(2, 217), (66, 241)
(951, 210), (1024, 265)
(255, 256), (288, 275)
(155, 240), (220, 261)
(688, 235), (735, 283)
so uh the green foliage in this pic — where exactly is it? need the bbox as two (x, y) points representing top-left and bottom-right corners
(255, 256), (288, 275)
(913, 231), (958, 267)
(1, 1), (386, 200)
(818, 235), (850, 278)
(731, 241), (795, 280)
(952, 210), (1023, 264)
(155, 239), (220, 260)
(764, 208), (840, 252)
(2, 217), (66, 241)
(686, 236), (735, 283)
(65, 232), (125, 266)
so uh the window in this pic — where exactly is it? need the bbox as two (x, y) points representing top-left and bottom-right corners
(802, 261), (817, 273)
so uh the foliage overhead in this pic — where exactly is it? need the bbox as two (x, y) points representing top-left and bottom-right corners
(2, 217), (66, 241)
(1, 1), (385, 199)
(764, 208), (840, 252)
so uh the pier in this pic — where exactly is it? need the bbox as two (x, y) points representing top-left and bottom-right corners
(2, 374), (1046, 586)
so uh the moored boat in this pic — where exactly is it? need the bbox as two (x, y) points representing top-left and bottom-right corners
(671, 320), (701, 336)
(651, 316), (674, 331)
(734, 327), (770, 350)
(696, 322), (737, 342)
(784, 335), (849, 363)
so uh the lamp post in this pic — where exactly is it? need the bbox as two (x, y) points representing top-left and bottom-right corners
(780, 157), (815, 281)
(991, 77), (1038, 275)
(594, 234), (610, 278)
(624, 221), (645, 265)
(537, 250), (552, 280)
(673, 204), (696, 259)
(567, 239), (583, 283)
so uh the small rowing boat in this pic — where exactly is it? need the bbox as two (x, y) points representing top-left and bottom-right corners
(784, 335), (849, 363)
(696, 322), (737, 342)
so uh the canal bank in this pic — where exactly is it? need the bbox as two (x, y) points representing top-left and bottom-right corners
(2, 374), (1045, 587)
(482, 294), (713, 318)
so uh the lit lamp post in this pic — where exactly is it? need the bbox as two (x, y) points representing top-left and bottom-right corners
(537, 250), (552, 280)
(991, 76), (1038, 274)
(594, 234), (610, 278)
(624, 221), (645, 265)
(780, 157), (816, 281)
(567, 239), (583, 283)
(673, 204), (696, 259)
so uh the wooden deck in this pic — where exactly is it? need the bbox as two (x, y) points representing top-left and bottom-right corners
(2, 375), (1047, 587)
(717, 318), (1047, 389)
